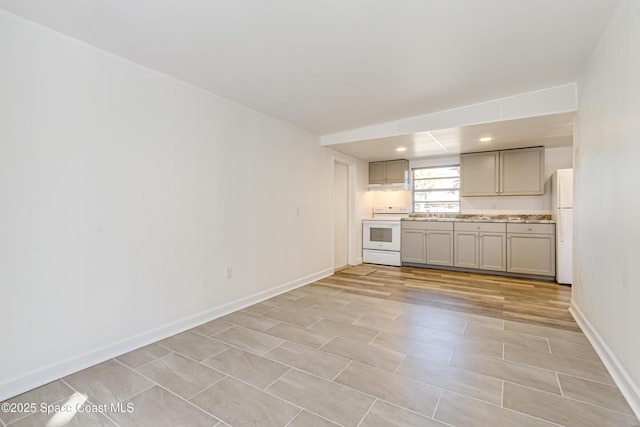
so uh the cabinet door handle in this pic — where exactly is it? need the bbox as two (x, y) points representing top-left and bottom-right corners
(496, 153), (501, 193)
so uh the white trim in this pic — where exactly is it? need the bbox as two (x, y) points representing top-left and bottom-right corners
(347, 162), (357, 266)
(332, 156), (358, 267)
(570, 302), (640, 420)
(0, 267), (333, 402)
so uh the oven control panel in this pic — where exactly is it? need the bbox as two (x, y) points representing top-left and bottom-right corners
(372, 206), (411, 215)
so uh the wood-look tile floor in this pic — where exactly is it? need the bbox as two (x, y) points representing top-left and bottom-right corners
(2, 266), (638, 427)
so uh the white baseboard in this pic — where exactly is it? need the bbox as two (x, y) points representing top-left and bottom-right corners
(0, 267), (334, 402)
(570, 302), (640, 420)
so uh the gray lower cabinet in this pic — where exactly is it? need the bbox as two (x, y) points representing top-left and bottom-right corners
(426, 229), (455, 266)
(454, 222), (507, 272)
(507, 223), (556, 276)
(453, 231), (479, 268)
(401, 228), (427, 263)
(401, 222), (453, 266)
(402, 220), (554, 277)
(479, 232), (508, 271)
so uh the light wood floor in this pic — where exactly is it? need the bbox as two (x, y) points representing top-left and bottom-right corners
(318, 264), (577, 331)
(4, 265), (638, 426)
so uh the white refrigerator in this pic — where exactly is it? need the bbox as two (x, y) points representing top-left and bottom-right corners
(552, 169), (573, 284)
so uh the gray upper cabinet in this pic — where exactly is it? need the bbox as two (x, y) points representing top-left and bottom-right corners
(499, 147), (545, 195)
(385, 160), (409, 183)
(369, 161), (388, 184)
(369, 160), (409, 185)
(460, 151), (500, 196)
(460, 147), (544, 197)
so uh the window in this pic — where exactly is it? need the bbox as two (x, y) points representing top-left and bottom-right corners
(412, 165), (460, 213)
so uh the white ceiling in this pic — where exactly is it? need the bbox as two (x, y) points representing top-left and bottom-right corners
(0, 0), (621, 138)
(329, 112), (574, 161)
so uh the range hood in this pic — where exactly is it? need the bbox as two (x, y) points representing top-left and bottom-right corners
(368, 182), (409, 191)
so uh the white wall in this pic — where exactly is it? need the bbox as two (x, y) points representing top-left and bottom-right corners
(572, 0), (640, 416)
(0, 11), (369, 399)
(371, 190), (412, 209)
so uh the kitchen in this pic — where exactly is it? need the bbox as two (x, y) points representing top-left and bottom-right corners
(1, 1), (639, 425)
(333, 112), (574, 283)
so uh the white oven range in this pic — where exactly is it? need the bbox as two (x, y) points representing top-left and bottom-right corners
(362, 206), (410, 267)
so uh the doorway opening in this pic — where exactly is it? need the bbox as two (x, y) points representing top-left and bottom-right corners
(333, 159), (355, 271)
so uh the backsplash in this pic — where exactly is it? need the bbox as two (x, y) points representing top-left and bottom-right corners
(409, 213), (553, 222)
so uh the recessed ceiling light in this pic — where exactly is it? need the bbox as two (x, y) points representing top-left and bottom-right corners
(479, 137), (493, 142)
(396, 147), (407, 152)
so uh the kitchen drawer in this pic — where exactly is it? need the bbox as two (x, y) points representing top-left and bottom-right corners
(507, 223), (555, 235)
(402, 221), (453, 231)
(454, 222), (506, 233)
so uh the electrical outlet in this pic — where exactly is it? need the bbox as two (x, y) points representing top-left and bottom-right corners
(225, 266), (233, 279)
